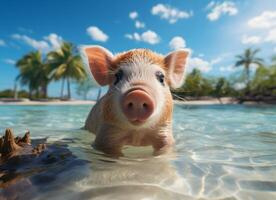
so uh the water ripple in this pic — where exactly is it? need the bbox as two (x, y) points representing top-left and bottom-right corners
(0, 104), (276, 199)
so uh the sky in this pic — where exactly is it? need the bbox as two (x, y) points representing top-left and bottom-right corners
(0, 0), (276, 99)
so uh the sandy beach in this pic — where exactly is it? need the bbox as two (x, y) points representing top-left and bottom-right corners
(0, 97), (273, 106)
(174, 97), (239, 105)
(0, 99), (96, 105)
(0, 97), (240, 106)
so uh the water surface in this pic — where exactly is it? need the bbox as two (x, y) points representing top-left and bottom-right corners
(0, 104), (276, 200)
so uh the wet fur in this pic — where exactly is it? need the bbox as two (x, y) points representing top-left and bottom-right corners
(85, 86), (174, 156)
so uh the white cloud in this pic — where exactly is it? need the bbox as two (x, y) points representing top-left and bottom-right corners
(135, 20), (145, 29)
(151, 4), (192, 24)
(129, 11), (145, 29)
(250, 63), (260, 71)
(125, 33), (141, 41)
(129, 11), (138, 19)
(265, 28), (276, 43)
(86, 26), (108, 42)
(241, 35), (261, 44)
(44, 33), (63, 49)
(0, 39), (6, 46)
(206, 1), (216, 9)
(210, 56), (223, 65)
(187, 54), (230, 73)
(125, 30), (160, 45)
(206, 1), (238, 21)
(187, 57), (212, 73)
(248, 11), (276, 29)
(3, 59), (16, 65)
(169, 36), (186, 50)
(125, 33), (137, 40)
(141, 31), (160, 44)
(125, 34), (132, 39)
(11, 33), (64, 52)
(12, 34), (50, 52)
(219, 65), (236, 72)
(198, 53), (205, 57)
(246, 11), (276, 44)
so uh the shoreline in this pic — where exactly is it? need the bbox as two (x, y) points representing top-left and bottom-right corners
(0, 99), (96, 105)
(0, 98), (274, 106)
(174, 98), (238, 105)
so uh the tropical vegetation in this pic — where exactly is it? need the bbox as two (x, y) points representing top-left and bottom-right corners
(0, 89), (28, 98)
(16, 51), (49, 98)
(75, 77), (95, 100)
(14, 42), (86, 99)
(234, 48), (263, 94)
(173, 48), (276, 101)
(47, 42), (86, 99)
(1, 45), (275, 102)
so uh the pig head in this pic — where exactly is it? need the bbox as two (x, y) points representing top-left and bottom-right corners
(80, 46), (189, 156)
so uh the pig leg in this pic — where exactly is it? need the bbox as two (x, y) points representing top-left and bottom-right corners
(93, 125), (125, 157)
(152, 133), (174, 156)
(84, 102), (102, 134)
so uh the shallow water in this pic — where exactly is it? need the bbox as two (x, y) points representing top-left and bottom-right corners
(0, 104), (276, 200)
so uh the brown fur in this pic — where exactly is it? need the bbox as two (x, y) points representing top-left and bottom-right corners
(113, 49), (165, 69)
(157, 92), (173, 125)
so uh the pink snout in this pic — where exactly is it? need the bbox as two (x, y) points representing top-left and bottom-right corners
(122, 89), (154, 124)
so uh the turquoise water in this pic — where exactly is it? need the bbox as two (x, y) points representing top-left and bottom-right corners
(0, 104), (276, 199)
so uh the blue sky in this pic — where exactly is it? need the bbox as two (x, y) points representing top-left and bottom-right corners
(1, 0), (276, 98)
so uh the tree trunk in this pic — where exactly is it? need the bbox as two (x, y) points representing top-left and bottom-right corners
(96, 88), (102, 102)
(28, 87), (32, 100)
(245, 64), (250, 95)
(246, 65), (250, 87)
(60, 78), (65, 99)
(67, 78), (71, 99)
(13, 80), (18, 100)
(41, 82), (48, 98)
(35, 89), (39, 99)
(43, 85), (48, 98)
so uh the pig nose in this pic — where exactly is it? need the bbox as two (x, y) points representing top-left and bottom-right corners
(122, 89), (154, 124)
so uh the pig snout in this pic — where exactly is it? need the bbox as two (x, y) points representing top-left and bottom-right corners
(121, 89), (154, 124)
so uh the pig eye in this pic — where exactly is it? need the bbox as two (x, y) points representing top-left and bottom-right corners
(114, 69), (124, 85)
(155, 71), (165, 86)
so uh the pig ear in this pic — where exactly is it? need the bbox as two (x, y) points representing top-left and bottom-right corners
(79, 45), (114, 86)
(164, 49), (189, 89)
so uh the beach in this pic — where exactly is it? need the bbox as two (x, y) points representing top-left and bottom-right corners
(174, 97), (239, 105)
(0, 99), (96, 105)
(1, 97), (273, 106)
(0, 99), (233, 106)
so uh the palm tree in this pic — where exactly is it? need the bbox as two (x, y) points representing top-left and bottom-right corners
(235, 48), (263, 93)
(16, 51), (49, 98)
(272, 55), (276, 64)
(47, 42), (86, 99)
(76, 76), (94, 100)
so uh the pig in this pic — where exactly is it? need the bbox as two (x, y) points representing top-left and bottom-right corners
(80, 46), (189, 156)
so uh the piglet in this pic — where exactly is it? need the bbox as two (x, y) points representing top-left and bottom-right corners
(80, 46), (189, 156)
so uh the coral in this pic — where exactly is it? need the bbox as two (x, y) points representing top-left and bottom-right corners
(0, 129), (46, 159)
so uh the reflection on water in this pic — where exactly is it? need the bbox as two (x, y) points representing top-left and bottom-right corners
(0, 104), (276, 200)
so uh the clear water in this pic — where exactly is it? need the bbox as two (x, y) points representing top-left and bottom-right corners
(0, 104), (276, 200)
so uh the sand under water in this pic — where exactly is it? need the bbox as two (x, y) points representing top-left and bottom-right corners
(0, 104), (275, 200)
